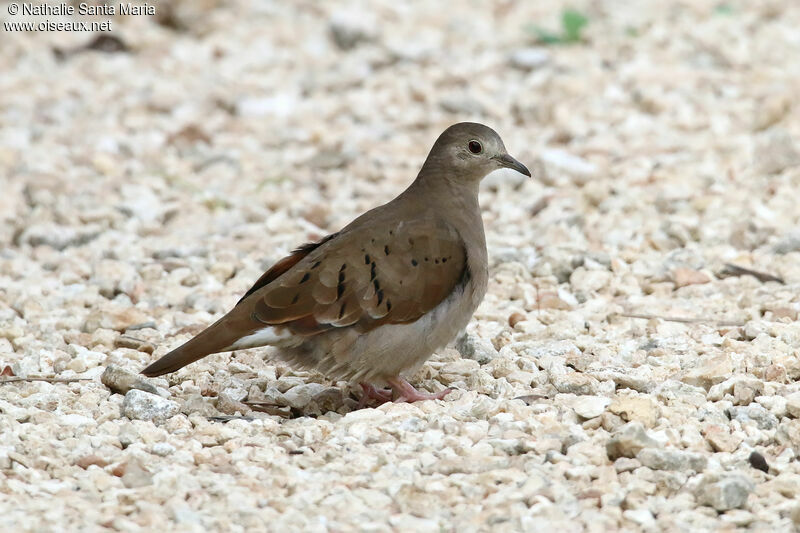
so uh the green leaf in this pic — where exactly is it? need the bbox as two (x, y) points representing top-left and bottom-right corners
(524, 24), (564, 44)
(714, 4), (734, 15)
(561, 10), (588, 42)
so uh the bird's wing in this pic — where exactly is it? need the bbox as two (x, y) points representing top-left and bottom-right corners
(140, 218), (468, 377)
(249, 217), (468, 334)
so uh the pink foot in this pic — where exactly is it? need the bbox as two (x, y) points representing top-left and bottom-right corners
(357, 383), (393, 408)
(387, 377), (453, 403)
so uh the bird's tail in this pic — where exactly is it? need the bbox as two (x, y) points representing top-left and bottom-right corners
(140, 315), (238, 377)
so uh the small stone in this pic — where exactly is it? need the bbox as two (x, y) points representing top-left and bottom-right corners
(773, 231), (800, 255)
(120, 459), (154, 489)
(283, 383), (330, 410)
(90, 328), (117, 349)
(118, 423), (139, 448)
(608, 396), (660, 428)
(614, 457), (641, 473)
(748, 451), (769, 473)
(217, 385), (249, 415)
(707, 376), (764, 405)
(311, 387), (344, 413)
(623, 509), (656, 529)
(726, 405), (778, 430)
(220, 383), (247, 403)
(65, 345), (106, 373)
(508, 312), (526, 328)
(75, 454), (109, 469)
(754, 128), (800, 175)
(606, 421), (660, 460)
(180, 394), (219, 417)
(0, 448), (16, 470)
(551, 373), (600, 395)
(672, 267), (711, 288)
(151, 442), (176, 457)
(101, 365), (160, 396)
(122, 389), (180, 423)
(536, 291), (573, 310)
(569, 395), (611, 419)
(768, 306), (798, 321)
(83, 308), (151, 333)
(114, 335), (155, 354)
(785, 391), (800, 418)
(721, 510), (755, 527)
(329, 11), (376, 50)
(743, 321), (766, 340)
(695, 473), (754, 511)
(704, 425), (743, 453)
(776, 419), (800, 449)
(509, 47), (551, 70)
(763, 364), (788, 383)
(440, 359), (481, 378)
(682, 354), (733, 389)
(267, 376), (301, 394)
(636, 448), (707, 472)
(236, 94), (297, 118)
(455, 333), (498, 364)
(19, 223), (100, 251)
(756, 395), (787, 417)
(569, 268), (612, 294)
(595, 369), (655, 393)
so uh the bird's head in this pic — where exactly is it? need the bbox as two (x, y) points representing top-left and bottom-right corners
(421, 122), (531, 184)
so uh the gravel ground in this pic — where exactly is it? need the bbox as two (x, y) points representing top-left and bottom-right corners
(3, 1), (800, 531)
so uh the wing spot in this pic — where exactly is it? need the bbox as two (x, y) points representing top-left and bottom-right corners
(376, 289), (384, 306)
(364, 254), (371, 265)
(311, 261), (322, 269)
(337, 265), (346, 299)
(370, 262), (377, 281)
(442, 257), (447, 263)
(386, 299), (392, 311)
(291, 293), (299, 304)
(384, 245), (390, 256)
(300, 272), (310, 283)
(338, 301), (347, 319)
(424, 257), (429, 262)
(411, 259), (418, 266)
(373, 278), (381, 292)
(435, 258), (440, 264)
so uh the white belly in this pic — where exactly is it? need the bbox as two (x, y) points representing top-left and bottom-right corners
(297, 273), (485, 383)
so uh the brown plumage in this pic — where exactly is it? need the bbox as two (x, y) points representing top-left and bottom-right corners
(141, 122), (531, 403)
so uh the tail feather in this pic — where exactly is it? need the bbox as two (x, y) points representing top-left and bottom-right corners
(141, 316), (238, 377)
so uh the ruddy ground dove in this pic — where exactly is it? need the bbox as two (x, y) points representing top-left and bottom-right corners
(142, 122), (531, 404)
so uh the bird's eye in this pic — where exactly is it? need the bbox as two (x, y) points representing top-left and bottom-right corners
(468, 140), (482, 154)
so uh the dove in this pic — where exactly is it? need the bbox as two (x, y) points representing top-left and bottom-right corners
(142, 122), (531, 404)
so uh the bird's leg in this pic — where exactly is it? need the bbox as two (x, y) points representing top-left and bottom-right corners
(387, 376), (453, 403)
(357, 383), (393, 408)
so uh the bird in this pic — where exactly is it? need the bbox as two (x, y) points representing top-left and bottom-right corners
(141, 122), (531, 404)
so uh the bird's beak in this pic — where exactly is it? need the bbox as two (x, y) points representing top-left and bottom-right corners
(495, 153), (532, 177)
